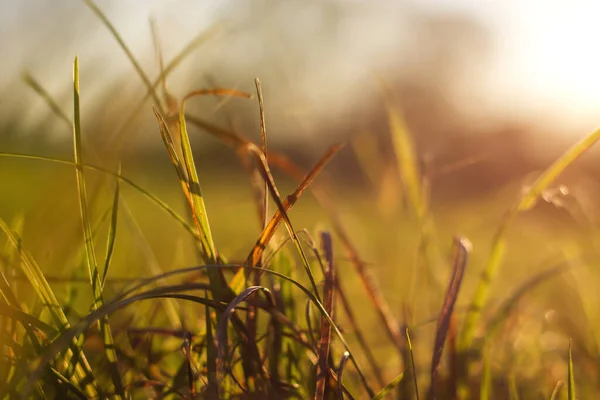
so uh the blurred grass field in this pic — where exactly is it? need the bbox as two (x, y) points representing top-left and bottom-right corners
(2, 2), (600, 399)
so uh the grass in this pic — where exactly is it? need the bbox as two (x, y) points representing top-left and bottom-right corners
(2, 1), (600, 398)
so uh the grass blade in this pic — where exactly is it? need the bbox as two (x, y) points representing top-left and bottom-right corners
(177, 90), (250, 301)
(550, 381), (564, 400)
(254, 77), (269, 230)
(72, 56), (124, 398)
(314, 232), (336, 400)
(337, 351), (350, 399)
(430, 237), (469, 399)
(385, 100), (426, 220)
(371, 371), (406, 400)
(215, 286), (275, 395)
(568, 339), (576, 400)
(406, 328), (420, 400)
(479, 345), (492, 400)
(229, 143), (342, 293)
(101, 163), (121, 290)
(245, 144), (322, 303)
(23, 264), (371, 397)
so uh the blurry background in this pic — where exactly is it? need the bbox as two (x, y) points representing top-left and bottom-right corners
(2, 1), (600, 392)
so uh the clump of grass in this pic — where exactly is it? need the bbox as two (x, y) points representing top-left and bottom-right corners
(2, 1), (600, 398)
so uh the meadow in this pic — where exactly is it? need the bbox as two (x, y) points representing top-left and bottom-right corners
(2, 3), (600, 399)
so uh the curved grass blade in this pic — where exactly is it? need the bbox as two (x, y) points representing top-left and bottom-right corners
(215, 286), (275, 395)
(460, 127), (600, 350)
(72, 56), (124, 398)
(25, 264), (373, 397)
(430, 237), (469, 400)
(337, 351), (350, 400)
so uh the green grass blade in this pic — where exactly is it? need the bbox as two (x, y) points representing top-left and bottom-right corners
(156, 104), (234, 301)
(178, 100), (218, 263)
(385, 101), (426, 220)
(550, 381), (564, 400)
(174, 90), (251, 301)
(72, 56), (100, 302)
(517, 128), (600, 211)
(479, 345), (492, 400)
(568, 340), (576, 400)
(371, 371), (405, 400)
(460, 127), (600, 351)
(72, 56), (124, 398)
(509, 372), (519, 400)
(405, 328), (420, 400)
(102, 163), (121, 290)
(0, 217), (97, 398)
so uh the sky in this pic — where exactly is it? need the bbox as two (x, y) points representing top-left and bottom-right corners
(419, 0), (600, 134)
(1, 0), (599, 140)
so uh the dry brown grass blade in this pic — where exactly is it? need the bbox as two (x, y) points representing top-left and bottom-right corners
(245, 77), (269, 360)
(429, 237), (470, 400)
(228, 143), (342, 293)
(247, 144), (342, 267)
(254, 77), (269, 230)
(184, 111), (314, 183)
(314, 232), (336, 400)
